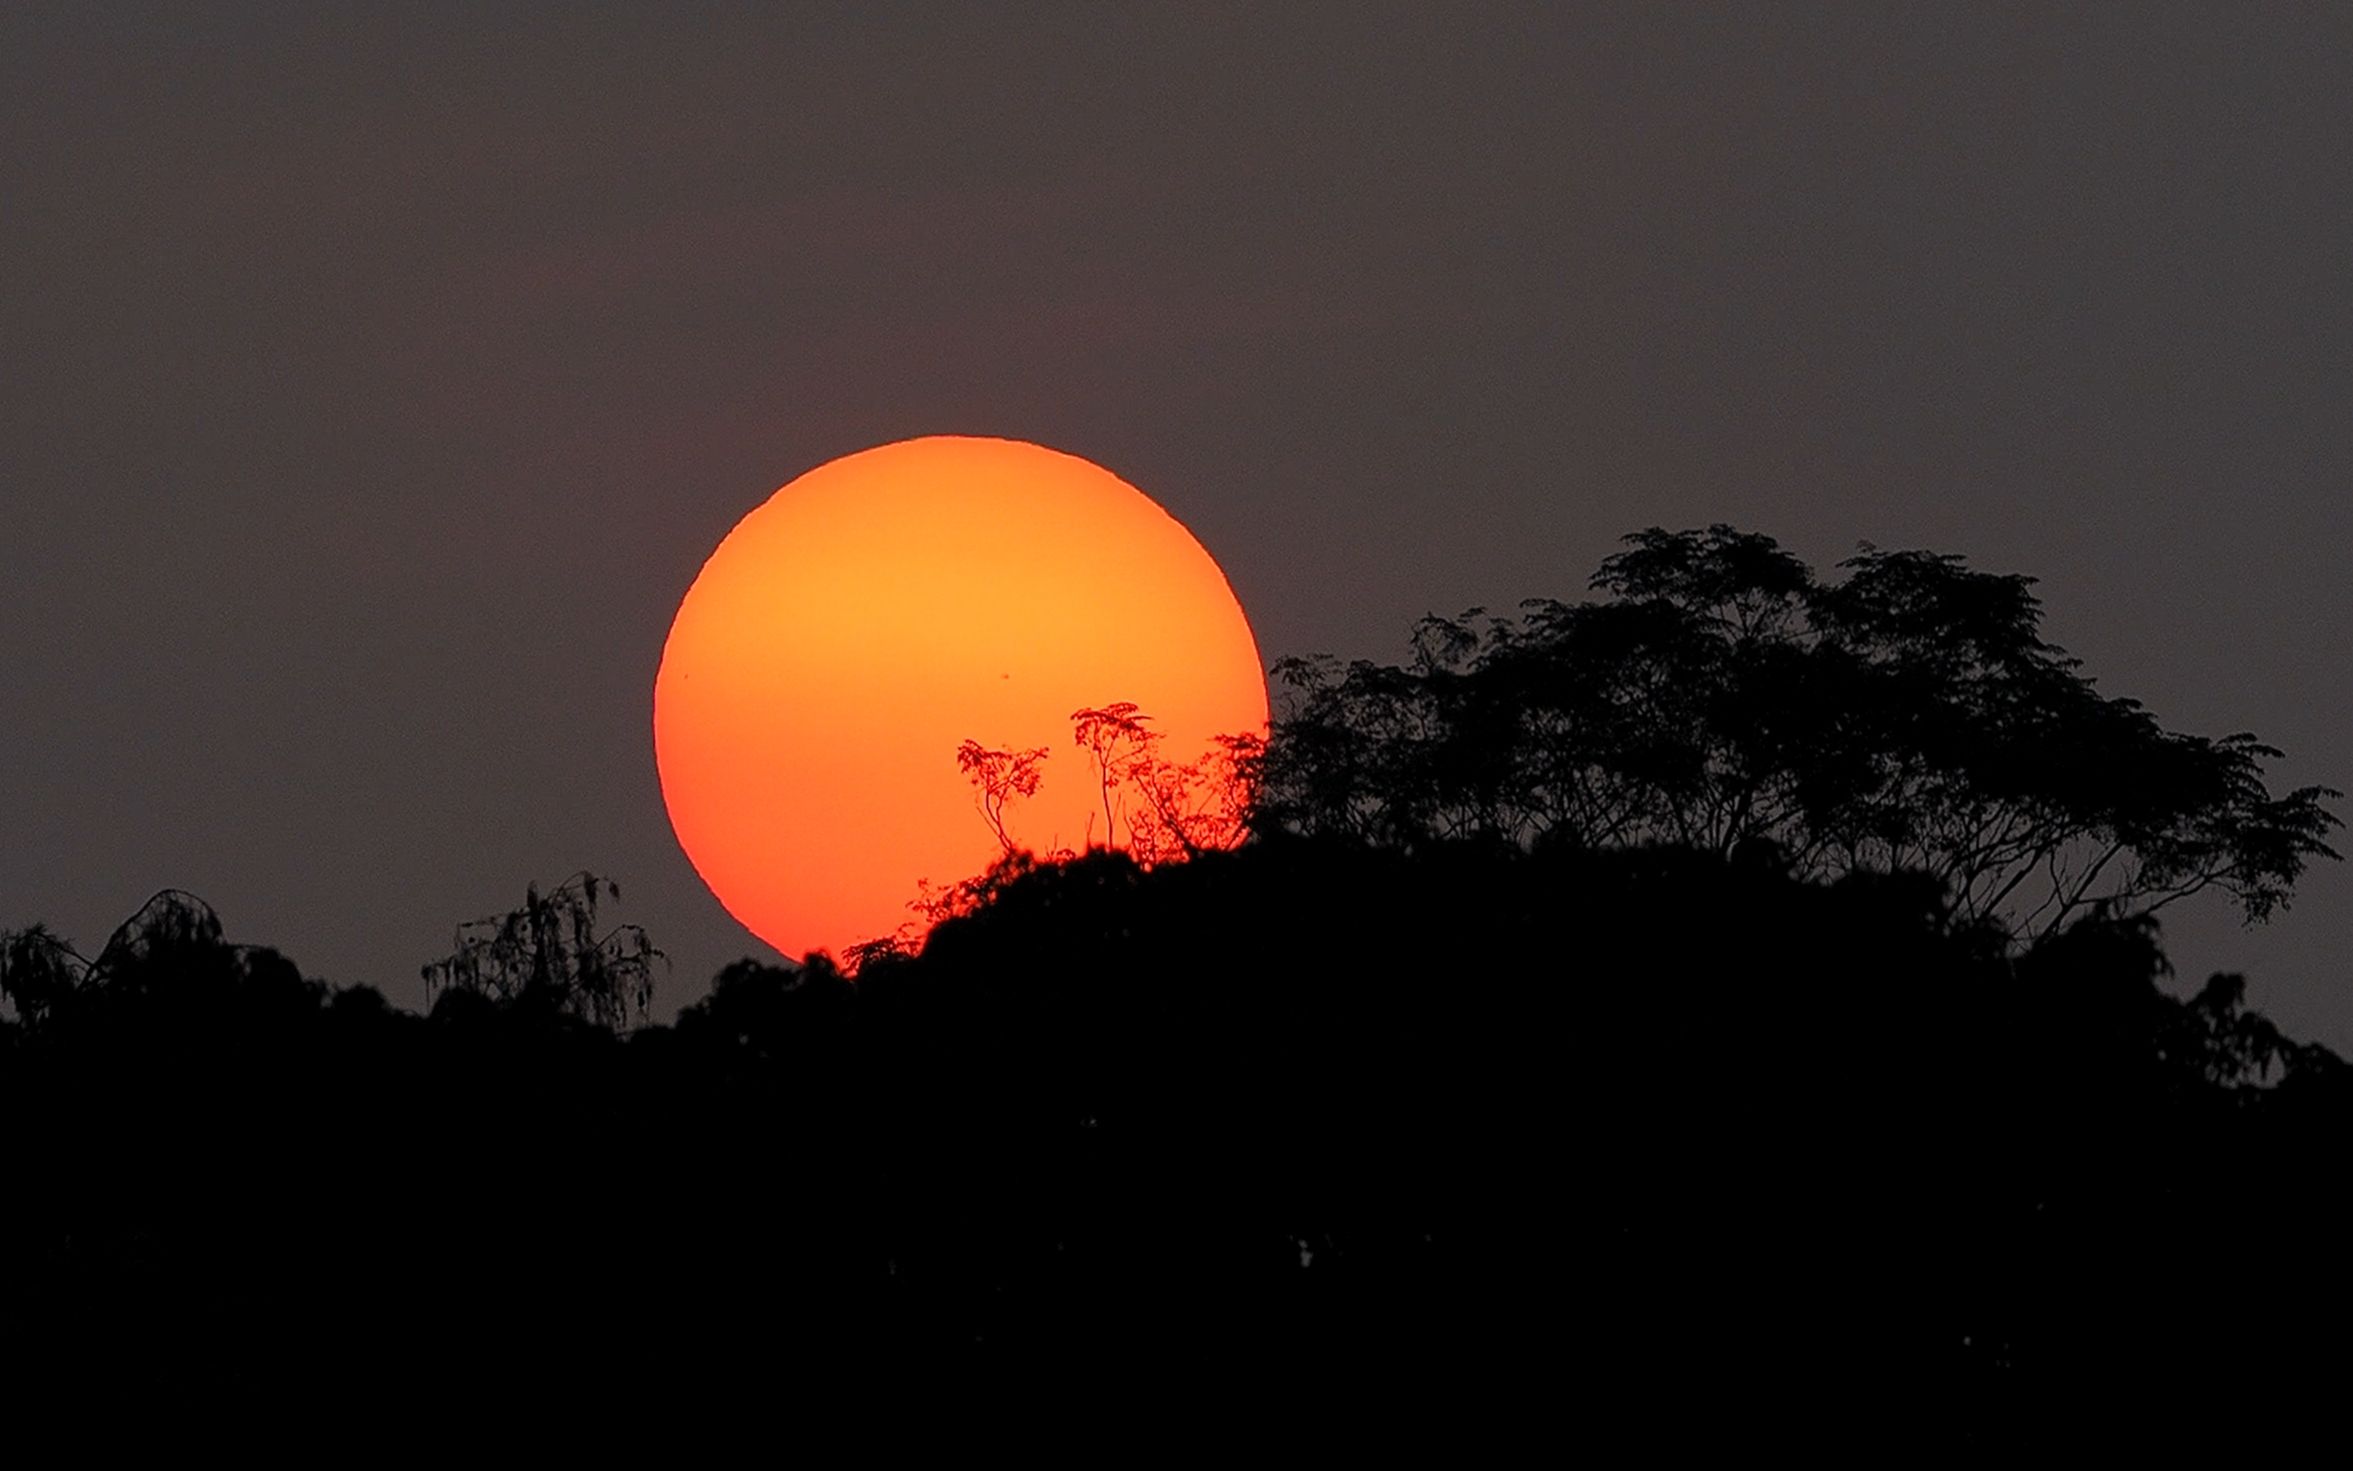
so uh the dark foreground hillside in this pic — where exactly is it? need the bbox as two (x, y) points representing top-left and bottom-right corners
(5, 840), (2350, 1442)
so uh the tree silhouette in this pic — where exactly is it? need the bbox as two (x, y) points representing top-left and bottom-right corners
(1263, 525), (2342, 940)
(954, 739), (1050, 855)
(1070, 701), (1154, 849)
(904, 707), (1267, 954)
(0, 889), (323, 1033)
(0, 922), (87, 1031)
(1063, 704), (1264, 863)
(419, 871), (664, 1029)
(1125, 729), (1264, 861)
(907, 848), (1042, 929)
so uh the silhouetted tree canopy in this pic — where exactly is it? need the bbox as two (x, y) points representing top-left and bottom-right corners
(1262, 525), (2343, 940)
(0, 889), (324, 1037)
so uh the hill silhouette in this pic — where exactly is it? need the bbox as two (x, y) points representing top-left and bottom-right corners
(2, 527), (2346, 1443)
(6, 845), (2349, 1439)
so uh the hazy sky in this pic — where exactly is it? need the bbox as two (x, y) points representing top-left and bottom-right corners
(5, 4), (2349, 1045)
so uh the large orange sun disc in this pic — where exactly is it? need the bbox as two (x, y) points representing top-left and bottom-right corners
(654, 436), (1269, 961)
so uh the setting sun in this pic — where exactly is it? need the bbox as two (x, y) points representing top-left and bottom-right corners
(653, 436), (1269, 960)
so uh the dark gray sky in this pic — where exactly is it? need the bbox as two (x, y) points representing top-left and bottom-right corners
(5, 4), (2349, 1045)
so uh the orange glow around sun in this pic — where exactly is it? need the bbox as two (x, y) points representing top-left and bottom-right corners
(654, 436), (1269, 962)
